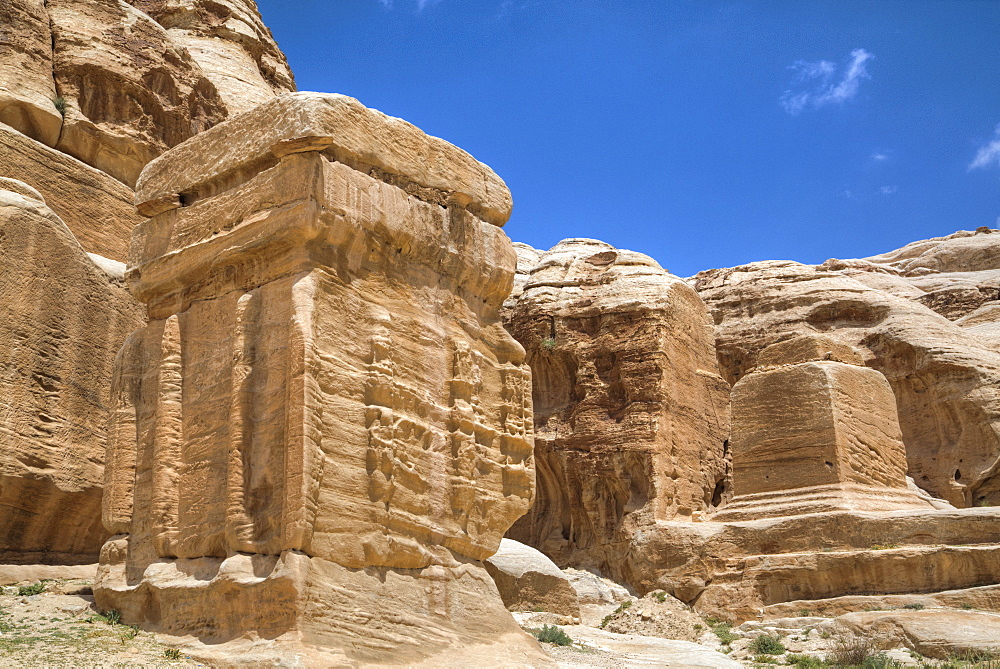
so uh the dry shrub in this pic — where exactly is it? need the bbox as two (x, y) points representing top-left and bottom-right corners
(829, 625), (893, 666)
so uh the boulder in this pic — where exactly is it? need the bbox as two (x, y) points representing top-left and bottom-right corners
(563, 568), (631, 605)
(0, 123), (140, 261)
(95, 92), (549, 667)
(0, 0), (63, 148)
(128, 0), (296, 113)
(48, 0), (228, 186)
(503, 239), (730, 584)
(485, 539), (581, 616)
(0, 180), (144, 567)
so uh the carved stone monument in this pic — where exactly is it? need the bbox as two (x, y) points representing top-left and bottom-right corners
(714, 334), (938, 520)
(95, 92), (547, 666)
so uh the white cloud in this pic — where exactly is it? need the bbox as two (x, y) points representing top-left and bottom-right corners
(872, 151), (889, 162)
(880, 186), (898, 195)
(781, 48), (874, 115)
(970, 124), (1000, 170)
(374, 0), (440, 10)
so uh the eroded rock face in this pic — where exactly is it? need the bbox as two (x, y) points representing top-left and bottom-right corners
(0, 180), (144, 566)
(694, 233), (1000, 508)
(504, 239), (730, 585)
(0, 0), (63, 148)
(128, 0), (296, 113)
(96, 93), (548, 666)
(714, 335), (937, 520)
(0, 0), (294, 191)
(0, 124), (140, 261)
(47, 0), (228, 188)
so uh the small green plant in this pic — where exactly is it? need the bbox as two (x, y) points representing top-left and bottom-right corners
(871, 543), (900, 550)
(164, 648), (182, 660)
(949, 649), (999, 663)
(974, 498), (993, 507)
(860, 653), (902, 668)
(798, 608), (815, 617)
(17, 583), (45, 596)
(902, 602), (925, 610)
(693, 623), (703, 632)
(104, 609), (122, 626)
(541, 337), (557, 350)
(600, 599), (633, 629)
(786, 654), (825, 668)
(749, 634), (786, 655)
(959, 602), (974, 610)
(652, 591), (667, 603)
(531, 624), (573, 646)
(52, 96), (66, 116)
(118, 625), (139, 643)
(705, 618), (738, 645)
(752, 654), (778, 664)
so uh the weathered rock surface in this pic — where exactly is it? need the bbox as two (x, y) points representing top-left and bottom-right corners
(835, 609), (1000, 660)
(0, 180), (144, 567)
(0, 0), (63, 148)
(96, 92), (547, 666)
(716, 335), (937, 520)
(563, 567), (631, 606)
(128, 0), (296, 113)
(694, 229), (1000, 508)
(486, 539), (581, 616)
(47, 0), (228, 188)
(504, 239), (730, 585)
(0, 123), (139, 261)
(542, 625), (742, 668)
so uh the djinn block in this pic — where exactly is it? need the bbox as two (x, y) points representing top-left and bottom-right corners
(95, 92), (548, 667)
(715, 335), (936, 520)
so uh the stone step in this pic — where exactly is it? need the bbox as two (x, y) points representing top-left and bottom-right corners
(761, 582), (1000, 619)
(695, 542), (1000, 621)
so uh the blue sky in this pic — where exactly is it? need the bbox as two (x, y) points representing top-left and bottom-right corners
(256, 0), (1000, 276)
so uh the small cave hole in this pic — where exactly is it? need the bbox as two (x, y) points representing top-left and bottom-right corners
(955, 469), (962, 482)
(711, 480), (726, 507)
(722, 439), (730, 456)
(825, 461), (834, 468)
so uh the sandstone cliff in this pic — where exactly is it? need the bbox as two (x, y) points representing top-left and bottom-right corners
(0, 179), (144, 566)
(1, 0), (295, 189)
(504, 239), (730, 585)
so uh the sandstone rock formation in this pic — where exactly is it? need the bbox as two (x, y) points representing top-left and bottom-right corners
(96, 92), (548, 666)
(485, 538), (581, 616)
(128, 0), (296, 113)
(716, 334), (938, 520)
(0, 179), (144, 568)
(503, 239), (730, 585)
(47, 0), (228, 187)
(0, 0), (294, 191)
(835, 609), (1000, 660)
(502, 233), (1000, 625)
(0, 0), (63, 148)
(0, 124), (140, 261)
(694, 228), (1000, 508)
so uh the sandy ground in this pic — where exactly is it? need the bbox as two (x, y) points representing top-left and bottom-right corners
(0, 580), (198, 668)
